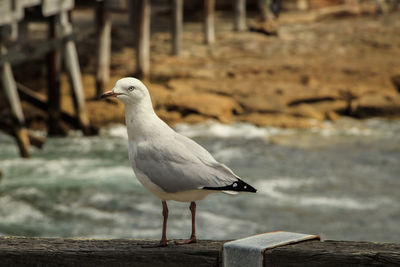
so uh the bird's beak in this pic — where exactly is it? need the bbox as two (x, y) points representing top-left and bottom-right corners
(100, 91), (120, 99)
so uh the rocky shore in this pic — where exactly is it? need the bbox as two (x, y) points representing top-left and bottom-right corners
(11, 9), (400, 131)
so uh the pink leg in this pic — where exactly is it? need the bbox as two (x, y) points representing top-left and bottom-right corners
(175, 201), (197, 245)
(143, 200), (169, 248)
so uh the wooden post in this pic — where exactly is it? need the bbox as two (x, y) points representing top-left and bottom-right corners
(234, 0), (246, 31)
(95, 0), (111, 98)
(0, 47), (24, 126)
(252, 0), (279, 35)
(17, 21), (29, 44)
(0, 119), (44, 149)
(204, 0), (215, 44)
(297, 0), (309, 11)
(130, 0), (140, 42)
(171, 0), (183, 56)
(135, 0), (151, 78)
(59, 11), (91, 134)
(128, 0), (137, 28)
(0, 44), (31, 157)
(375, 0), (390, 13)
(47, 15), (63, 136)
(258, 0), (273, 22)
(16, 82), (88, 131)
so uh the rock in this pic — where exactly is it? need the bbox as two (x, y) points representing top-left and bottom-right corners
(354, 93), (400, 117)
(285, 86), (341, 106)
(148, 84), (171, 107)
(165, 92), (242, 123)
(167, 79), (196, 92)
(86, 101), (125, 128)
(308, 0), (345, 9)
(300, 75), (319, 88)
(183, 114), (210, 124)
(305, 100), (348, 113)
(249, 19), (279, 36)
(391, 75), (400, 93)
(237, 95), (285, 113)
(156, 109), (182, 125)
(285, 103), (326, 121)
(326, 110), (340, 121)
(238, 112), (320, 128)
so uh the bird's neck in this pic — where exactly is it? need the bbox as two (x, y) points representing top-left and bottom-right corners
(124, 101), (171, 141)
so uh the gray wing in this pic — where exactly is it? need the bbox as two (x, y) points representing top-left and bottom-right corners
(134, 133), (240, 193)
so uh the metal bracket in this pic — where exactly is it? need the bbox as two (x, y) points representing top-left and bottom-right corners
(223, 231), (320, 267)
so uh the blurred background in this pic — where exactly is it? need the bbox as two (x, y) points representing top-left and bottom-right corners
(0, 0), (399, 242)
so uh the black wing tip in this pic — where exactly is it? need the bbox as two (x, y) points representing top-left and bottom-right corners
(203, 179), (257, 193)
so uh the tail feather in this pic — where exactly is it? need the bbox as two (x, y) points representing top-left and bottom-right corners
(203, 179), (257, 193)
(222, 191), (239, 195)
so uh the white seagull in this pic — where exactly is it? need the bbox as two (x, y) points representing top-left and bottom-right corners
(101, 77), (257, 247)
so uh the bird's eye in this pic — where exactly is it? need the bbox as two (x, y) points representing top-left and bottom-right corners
(128, 86), (135, 91)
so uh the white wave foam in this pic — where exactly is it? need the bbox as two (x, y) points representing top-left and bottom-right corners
(0, 157), (136, 189)
(135, 202), (162, 214)
(96, 118), (400, 142)
(98, 121), (284, 140)
(312, 124), (373, 137)
(212, 146), (244, 161)
(174, 121), (283, 139)
(71, 206), (118, 221)
(254, 178), (389, 210)
(0, 195), (48, 224)
(196, 211), (259, 239)
(317, 118), (400, 137)
(99, 124), (128, 139)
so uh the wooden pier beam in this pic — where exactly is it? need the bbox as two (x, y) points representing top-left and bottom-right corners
(16, 82), (87, 131)
(0, 44), (31, 158)
(0, 237), (399, 267)
(0, 119), (45, 149)
(171, 0), (183, 56)
(0, 47), (25, 126)
(204, 0), (215, 44)
(233, 0), (246, 31)
(95, 0), (111, 98)
(59, 11), (91, 135)
(135, 0), (151, 79)
(47, 15), (63, 136)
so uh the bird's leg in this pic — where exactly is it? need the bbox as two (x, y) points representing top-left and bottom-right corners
(160, 200), (169, 245)
(189, 202), (197, 242)
(175, 201), (197, 245)
(142, 200), (169, 248)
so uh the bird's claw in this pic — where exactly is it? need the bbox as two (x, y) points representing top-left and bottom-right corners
(174, 238), (197, 245)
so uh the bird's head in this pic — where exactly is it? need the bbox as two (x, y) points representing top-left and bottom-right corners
(101, 77), (150, 105)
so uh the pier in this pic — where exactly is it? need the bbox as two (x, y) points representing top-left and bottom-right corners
(0, 0), (90, 157)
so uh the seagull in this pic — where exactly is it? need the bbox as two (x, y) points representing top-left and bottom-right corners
(101, 77), (257, 247)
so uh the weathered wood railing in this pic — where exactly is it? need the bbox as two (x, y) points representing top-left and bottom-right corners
(0, 237), (399, 267)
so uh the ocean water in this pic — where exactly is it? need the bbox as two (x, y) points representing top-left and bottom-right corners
(0, 118), (399, 242)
